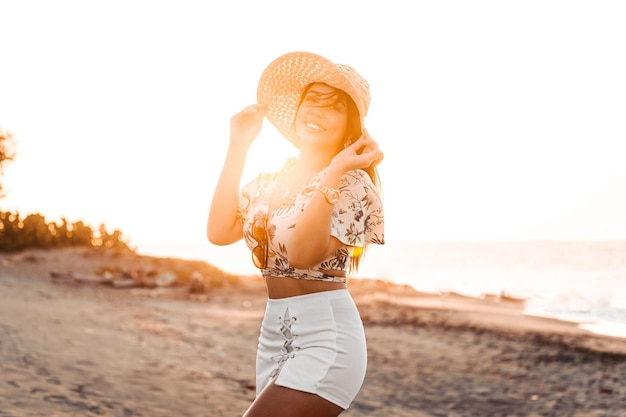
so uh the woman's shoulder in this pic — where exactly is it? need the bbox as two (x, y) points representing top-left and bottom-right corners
(340, 169), (375, 189)
(343, 168), (370, 181)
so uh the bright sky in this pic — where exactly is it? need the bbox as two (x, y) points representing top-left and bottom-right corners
(1, 1), (625, 246)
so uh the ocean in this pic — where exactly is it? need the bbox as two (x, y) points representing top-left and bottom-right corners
(136, 241), (626, 339)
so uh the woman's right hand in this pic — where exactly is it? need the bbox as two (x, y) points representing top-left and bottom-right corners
(229, 104), (267, 149)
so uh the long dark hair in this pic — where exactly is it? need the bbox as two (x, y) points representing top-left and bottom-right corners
(343, 90), (383, 274)
(299, 83), (383, 274)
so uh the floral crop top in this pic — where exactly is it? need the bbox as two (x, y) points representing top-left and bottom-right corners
(237, 159), (385, 283)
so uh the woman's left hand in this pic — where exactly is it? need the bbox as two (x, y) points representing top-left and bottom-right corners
(331, 129), (384, 173)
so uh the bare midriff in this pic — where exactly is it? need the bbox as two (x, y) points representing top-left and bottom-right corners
(265, 273), (347, 299)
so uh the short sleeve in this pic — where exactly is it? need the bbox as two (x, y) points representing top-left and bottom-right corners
(236, 175), (260, 224)
(329, 169), (385, 247)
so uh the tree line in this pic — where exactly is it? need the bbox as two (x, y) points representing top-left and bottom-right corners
(0, 211), (131, 252)
(0, 129), (132, 253)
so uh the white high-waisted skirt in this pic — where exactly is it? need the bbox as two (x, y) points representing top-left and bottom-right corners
(256, 289), (367, 410)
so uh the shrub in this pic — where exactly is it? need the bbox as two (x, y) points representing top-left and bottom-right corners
(0, 211), (133, 253)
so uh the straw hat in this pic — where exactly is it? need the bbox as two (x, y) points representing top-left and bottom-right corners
(257, 51), (370, 148)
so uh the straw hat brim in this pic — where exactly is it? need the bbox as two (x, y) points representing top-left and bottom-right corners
(257, 51), (369, 148)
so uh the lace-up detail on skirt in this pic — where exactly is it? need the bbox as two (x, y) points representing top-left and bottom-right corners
(270, 308), (299, 378)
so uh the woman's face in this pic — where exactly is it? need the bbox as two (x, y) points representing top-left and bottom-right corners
(295, 83), (349, 150)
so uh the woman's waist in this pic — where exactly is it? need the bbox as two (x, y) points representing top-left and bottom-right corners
(265, 275), (347, 299)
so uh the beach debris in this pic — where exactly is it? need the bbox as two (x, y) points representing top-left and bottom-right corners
(111, 278), (141, 289)
(50, 266), (190, 293)
(40, 247), (247, 297)
(50, 271), (109, 285)
(49, 268), (191, 291)
(188, 272), (206, 293)
(155, 272), (177, 287)
(481, 291), (527, 304)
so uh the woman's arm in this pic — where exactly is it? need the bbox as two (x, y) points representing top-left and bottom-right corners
(287, 132), (383, 268)
(207, 104), (266, 245)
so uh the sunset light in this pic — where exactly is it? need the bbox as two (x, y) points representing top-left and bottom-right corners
(2, 2), (626, 416)
(2, 1), (625, 248)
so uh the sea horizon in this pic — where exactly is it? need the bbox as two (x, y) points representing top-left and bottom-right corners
(135, 240), (626, 339)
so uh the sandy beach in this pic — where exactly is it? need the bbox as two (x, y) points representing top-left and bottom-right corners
(1, 247), (625, 417)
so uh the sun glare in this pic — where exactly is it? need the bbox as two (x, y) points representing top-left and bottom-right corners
(241, 121), (299, 184)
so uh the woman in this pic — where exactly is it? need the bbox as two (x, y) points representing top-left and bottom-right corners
(207, 51), (384, 417)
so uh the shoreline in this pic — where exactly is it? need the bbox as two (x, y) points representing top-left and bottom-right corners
(2, 247), (626, 416)
(135, 241), (626, 340)
(4, 246), (626, 350)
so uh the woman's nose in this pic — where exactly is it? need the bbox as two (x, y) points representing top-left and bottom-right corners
(307, 105), (324, 117)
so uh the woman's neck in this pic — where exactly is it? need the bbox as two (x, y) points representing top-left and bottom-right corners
(295, 148), (334, 173)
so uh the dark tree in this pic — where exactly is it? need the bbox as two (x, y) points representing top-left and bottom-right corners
(0, 129), (16, 198)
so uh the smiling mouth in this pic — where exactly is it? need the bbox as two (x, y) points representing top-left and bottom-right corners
(305, 121), (324, 131)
